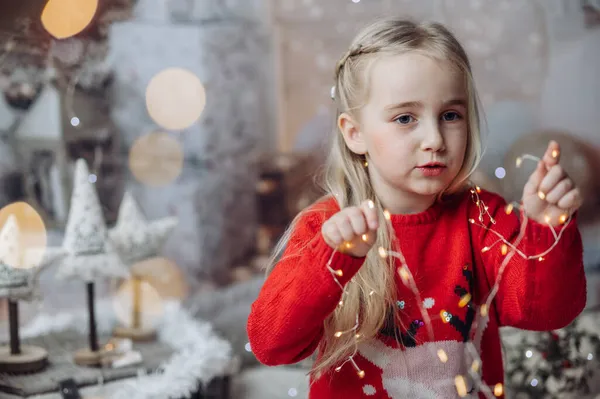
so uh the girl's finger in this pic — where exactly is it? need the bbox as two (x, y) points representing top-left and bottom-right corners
(523, 161), (547, 197)
(538, 165), (567, 200)
(336, 215), (355, 242)
(557, 188), (582, 210)
(347, 207), (368, 236)
(361, 200), (379, 230)
(544, 178), (573, 205)
(542, 140), (561, 167)
(322, 221), (343, 247)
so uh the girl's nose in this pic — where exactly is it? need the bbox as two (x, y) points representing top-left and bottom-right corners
(420, 122), (445, 152)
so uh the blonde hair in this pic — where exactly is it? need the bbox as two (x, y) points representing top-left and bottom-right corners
(269, 18), (483, 378)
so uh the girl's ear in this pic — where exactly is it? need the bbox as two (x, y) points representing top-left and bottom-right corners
(338, 112), (367, 155)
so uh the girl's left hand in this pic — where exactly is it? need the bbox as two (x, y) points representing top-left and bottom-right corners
(522, 141), (583, 226)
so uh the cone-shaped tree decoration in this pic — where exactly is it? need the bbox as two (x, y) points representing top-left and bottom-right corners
(109, 192), (177, 341)
(55, 159), (128, 366)
(0, 215), (62, 373)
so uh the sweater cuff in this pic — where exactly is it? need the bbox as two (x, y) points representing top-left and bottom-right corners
(308, 233), (366, 286)
(525, 212), (578, 248)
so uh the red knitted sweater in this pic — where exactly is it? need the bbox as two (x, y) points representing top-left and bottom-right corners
(247, 189), (586, 398)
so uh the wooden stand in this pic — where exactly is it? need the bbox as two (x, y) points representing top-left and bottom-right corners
(74, 282), (102, 367)
(0, 299), (48, 373)
(113, 275), (156, 342)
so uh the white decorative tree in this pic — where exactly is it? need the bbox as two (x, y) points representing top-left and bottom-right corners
(0, 215), (62, 373)
(109, 192), (177, 341)
(55, 158), (128, 366)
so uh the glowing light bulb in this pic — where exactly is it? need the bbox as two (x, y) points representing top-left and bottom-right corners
(468, 218), (475, 224)
(363, 160), (368, 167)
(481, 246), (490, 253)
(357, 370), (365, 378)
(458, 293), (471, 308)
(544, 214), (551, 224)
(335, 269), (343, 277)
(335, 366), (342, 372)
(538, 191), (546, 200)
(378, 247), (387, 258)
(552, 149), (559, 158)
(367, 200), (375, 209)
(355, 333), (361, 339)
(476, 186), (481, 193)
(494, 383), (503, 397)
(559, 214), (568, 224)
(480, 304), (488, 317)
(437, 349), (448, 363)
(398, 266), (410, 283)
(338, 300), (343, 307)
(455, 375), (468, 397)
(516, 157), (523, 167)
(334, 331), (343, 338)
(471, 360), (480, 372)
(538, 256), (544, 262)
(505, 204), (514, 215)
(383, 210), (391, 220)
(501, 244), (508, 256)
(361, 234), (368, 242)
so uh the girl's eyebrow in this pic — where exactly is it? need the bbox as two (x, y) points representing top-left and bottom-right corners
(384, 98), (467, 111)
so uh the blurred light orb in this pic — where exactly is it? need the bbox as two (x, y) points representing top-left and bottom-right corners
(70, 117), (80, 127)
(113, 278), (164, 329)
(145, 68), (206, 131)
(129, 132), (184, 186)
(41, 0), (98, 39)
(131, 257), (189, 300)
(0, 202), (47, 269)
(494, 167), (506, 179)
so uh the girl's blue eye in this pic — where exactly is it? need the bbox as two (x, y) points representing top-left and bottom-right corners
(442, 111), (461, 122)
(395, 115), (415, 125)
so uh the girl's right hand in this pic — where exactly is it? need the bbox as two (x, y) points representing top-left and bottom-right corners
(321, 200), (380, 258)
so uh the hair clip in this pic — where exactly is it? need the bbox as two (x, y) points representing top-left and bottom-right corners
(330, 85), (336, 100)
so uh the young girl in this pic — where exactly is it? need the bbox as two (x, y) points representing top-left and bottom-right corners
(247, 18), (586, 398)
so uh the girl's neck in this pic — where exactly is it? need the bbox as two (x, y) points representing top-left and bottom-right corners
(371, 180), (438, 215)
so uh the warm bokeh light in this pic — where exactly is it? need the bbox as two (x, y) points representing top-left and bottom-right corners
(113, 278), (164, 329)
(145, 68), (206, 131)
(0, 202), (47, 269)
(131, 257), (189, 300)
(41, 0), (98, 39)
(128, 131), (184, 186)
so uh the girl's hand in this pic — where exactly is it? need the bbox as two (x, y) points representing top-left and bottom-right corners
(321, 200), (379, 257)
(522, 141), (583, 226)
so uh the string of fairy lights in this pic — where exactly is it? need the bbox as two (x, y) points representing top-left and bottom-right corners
(325, 150), (573, 398)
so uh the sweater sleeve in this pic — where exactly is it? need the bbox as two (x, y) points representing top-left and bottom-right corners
(247, 205), (366, 366)
(471, 190), (586, 331)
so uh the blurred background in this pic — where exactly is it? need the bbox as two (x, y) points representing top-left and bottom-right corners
(0, 0), (598, 398)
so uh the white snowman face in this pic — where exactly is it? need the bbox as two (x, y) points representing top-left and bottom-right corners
(358, 339), (473, 398)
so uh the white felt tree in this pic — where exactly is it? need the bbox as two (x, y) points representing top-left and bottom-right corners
(109, 192), (177, 340)
(0, 215), (63, 373)
(55, 158), (128, 365)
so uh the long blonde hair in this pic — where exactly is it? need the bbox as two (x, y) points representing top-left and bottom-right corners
(269, 18), (483, 378)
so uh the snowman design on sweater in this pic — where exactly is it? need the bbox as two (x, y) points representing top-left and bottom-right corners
(356, 264), (484, 398)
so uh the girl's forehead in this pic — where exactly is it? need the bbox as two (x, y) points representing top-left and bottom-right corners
(366, 53), (466, 107)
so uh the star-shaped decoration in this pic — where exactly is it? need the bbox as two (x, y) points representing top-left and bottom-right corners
(0, 215), (65, 301)
(108, 192), (177, 266)
(55, 159), (128, 282)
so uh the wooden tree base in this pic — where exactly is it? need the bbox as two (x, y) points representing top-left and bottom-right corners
(0, 345), (48, 374)
(113, 326), (156, 342)
(73, 348), (103, 367)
